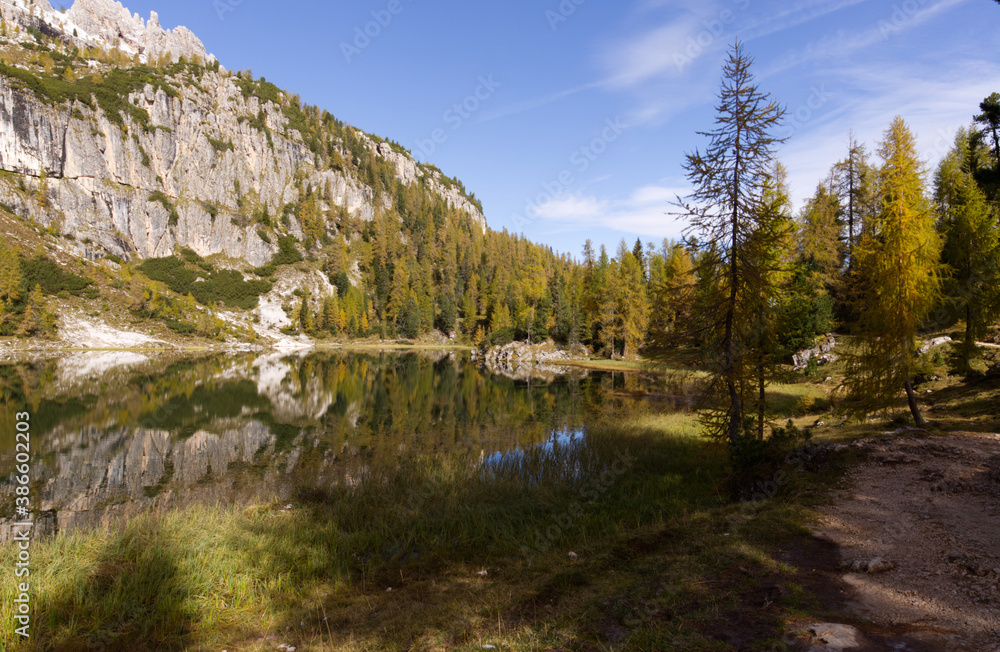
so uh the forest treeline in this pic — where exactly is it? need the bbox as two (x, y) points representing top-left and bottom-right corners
(256, 78), (1000, 395)
(270, 84), (1000, 386)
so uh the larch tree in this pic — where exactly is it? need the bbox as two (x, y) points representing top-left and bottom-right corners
(0, 237), (22, 310)
(744, 164), (795, 440)
(935, 128), (1000, 371)
(672, 40), (787, 450)
(490, 300), (513, 332)
(387, 262), (410, 327)
(323, 294), (339, 333)
(845, 116), (942, 426)
(17, 284), (47, 336)
(798, 179), (844, 289)
(520, 250), (547, 344)
(616, 243), (650, 359)
(598, 257), (623, 357)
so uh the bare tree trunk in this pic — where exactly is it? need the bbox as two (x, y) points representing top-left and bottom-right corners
(964, 303), (975, 373)
(904, 375), (925, 426)
(725, 224), (741, 444)
(758, 362), (765, 440)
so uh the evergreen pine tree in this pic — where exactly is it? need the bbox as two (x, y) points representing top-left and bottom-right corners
(935, 128), (1000, 371)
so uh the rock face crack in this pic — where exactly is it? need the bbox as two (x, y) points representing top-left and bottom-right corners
(60, 113), (69, 179)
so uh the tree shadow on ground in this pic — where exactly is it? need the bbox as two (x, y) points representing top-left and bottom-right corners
(30, 521), (197, 652)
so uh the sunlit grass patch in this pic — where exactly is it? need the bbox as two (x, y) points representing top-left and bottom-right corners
(624, 411), (703, 439)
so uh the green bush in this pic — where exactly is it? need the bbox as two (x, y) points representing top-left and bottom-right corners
(202, 202), (219, 223)
(138, 256), (197, 295)
(730, 419), (812, 502)
(20, 256), (92, 296)
(192, 270), (271, 309)
(139, 256), (272, 310)
(164, 319), (196, 334)
(484, 326), (515, 350)
(179, 247), (204, 265)
(253, 235), (302, 276)
(0, 62), (181, 128)
(148, 191), (180, 225)
(207, 137), (234, 153)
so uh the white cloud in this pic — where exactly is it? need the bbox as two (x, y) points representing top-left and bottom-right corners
(532, 185), (690, 240)
(741, 0), (869, 42)
(601, 0), (871, 92)
(532, 195), (609, 221)
(778, 58), (1000, 211)
(762, 0), (969, 77)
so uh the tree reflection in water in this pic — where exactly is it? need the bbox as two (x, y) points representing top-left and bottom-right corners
(0, 350), (670, 540)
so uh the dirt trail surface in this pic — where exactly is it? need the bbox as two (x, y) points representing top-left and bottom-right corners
(810, 432), (1000, 651)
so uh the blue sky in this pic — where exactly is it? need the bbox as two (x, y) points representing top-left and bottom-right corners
(111, 0), (999, 258)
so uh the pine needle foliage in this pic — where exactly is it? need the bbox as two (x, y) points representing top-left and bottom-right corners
(935, 128), (1000, 371)
(844, 117), (942, 425)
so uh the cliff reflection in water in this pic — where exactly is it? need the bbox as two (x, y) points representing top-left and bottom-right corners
(0, 349), (641, 541)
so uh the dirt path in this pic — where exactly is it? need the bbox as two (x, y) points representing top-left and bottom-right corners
(804, 432), (1000, 651)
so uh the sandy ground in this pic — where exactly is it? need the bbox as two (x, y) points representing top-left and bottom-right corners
(810, 432), (1000, 651)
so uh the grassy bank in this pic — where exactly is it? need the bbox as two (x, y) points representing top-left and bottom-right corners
(0, 402), (851, 652)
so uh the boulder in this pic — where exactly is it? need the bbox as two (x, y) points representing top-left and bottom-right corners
(477, 341), (588, 381)
(918, 336), (952, 356)
(793, 335), (837, 370)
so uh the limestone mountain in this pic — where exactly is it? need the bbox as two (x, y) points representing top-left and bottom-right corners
(0, 0), (486, 268)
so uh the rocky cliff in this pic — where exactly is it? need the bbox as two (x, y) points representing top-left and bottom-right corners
(0, 0), (487, 269)
(1, 0), (211, 65)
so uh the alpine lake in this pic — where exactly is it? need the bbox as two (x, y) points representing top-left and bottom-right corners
(0, 349), (680, 542)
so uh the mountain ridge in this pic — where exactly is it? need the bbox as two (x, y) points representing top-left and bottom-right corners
(0, 0), (487, 267)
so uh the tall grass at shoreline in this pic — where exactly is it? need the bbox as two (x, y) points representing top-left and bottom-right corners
(0, 411), (827, 651)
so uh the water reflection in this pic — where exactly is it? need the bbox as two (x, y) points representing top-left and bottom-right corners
(0, 350), (657, 540)
(482, 428), (586, 484)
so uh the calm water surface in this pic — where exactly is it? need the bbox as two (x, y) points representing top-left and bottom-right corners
(0, 350), (661, 540)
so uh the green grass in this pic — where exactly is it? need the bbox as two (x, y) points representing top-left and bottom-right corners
(557, 358), (648, 372)
(626, 411), (703, 439)
(0, 411), (846, 651)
